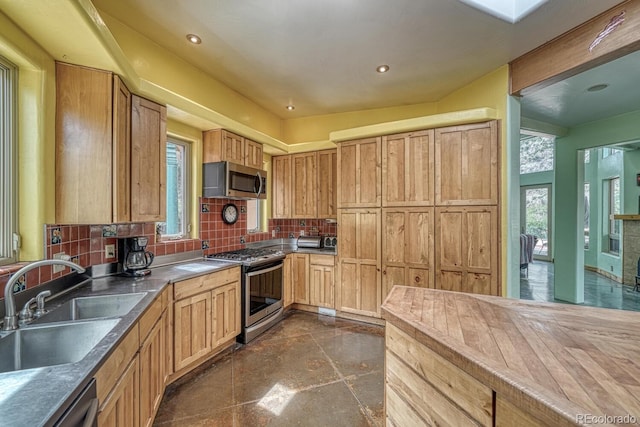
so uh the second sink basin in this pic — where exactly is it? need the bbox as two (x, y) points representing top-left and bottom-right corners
(0, 319), (120, 373)
(32, 292), (147, 324)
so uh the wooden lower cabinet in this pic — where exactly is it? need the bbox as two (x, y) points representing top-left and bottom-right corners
(309, 255), (335, 308)
(212, 281), (241, 348)
(292, 253), (310, 304)
(435, 206), (499, 296)
(382, 208), (434, 301)
(173, 267), (241, 374)
(283, 254), (294, 307)
(174, 292), (211, 371)
(139, 320), (164, 427)
(337, 209), (381, 317)
(98, 356), (140, 427)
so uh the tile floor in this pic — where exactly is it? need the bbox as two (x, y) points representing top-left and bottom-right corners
(153, 310), (385, 426)
(520, 261), (640, 311)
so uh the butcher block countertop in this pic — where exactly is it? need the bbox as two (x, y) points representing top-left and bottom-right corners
(381, 286), (640, 426)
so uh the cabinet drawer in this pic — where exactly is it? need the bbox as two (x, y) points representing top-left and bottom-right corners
(386, 323), (493, 426)
(202, 267), (241, 289)
(309, 254), (335, 266)
(95, 325), (140, 407)
(139, 295), (163, 342)
(174, 267), (241, 300)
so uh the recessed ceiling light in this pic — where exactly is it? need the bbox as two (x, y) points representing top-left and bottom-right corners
(186, 34), (202, 44)
(286, 105), (295, 111)
(376, 64), (390, 73)
(587, 84), (609, 92)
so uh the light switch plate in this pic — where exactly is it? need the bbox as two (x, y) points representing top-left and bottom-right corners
(105, 244), (115, 259)
(53, 252), (66, 273)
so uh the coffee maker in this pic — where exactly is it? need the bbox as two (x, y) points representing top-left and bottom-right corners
(118, 236), (154, 276)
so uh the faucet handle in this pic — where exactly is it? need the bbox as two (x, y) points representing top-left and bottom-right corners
(34, 290), (52, 318)
(19, 297), (37, 322)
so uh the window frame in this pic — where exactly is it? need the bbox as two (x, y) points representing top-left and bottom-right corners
(0, 55), (18, 265)
(158, 137), (191, 240)
(605, 177), (620, 255)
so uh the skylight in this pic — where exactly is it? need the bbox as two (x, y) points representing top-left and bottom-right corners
(459, 0), (549, 23)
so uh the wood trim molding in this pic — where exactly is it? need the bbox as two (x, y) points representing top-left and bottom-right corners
(510, 0), (640, 95)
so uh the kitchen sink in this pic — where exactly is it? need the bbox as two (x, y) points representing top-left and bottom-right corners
(31, 292), (147, 324)
(0, 319), (119, 373)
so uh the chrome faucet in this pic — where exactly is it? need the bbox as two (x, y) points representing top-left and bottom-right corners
(2, 259), (86, 331)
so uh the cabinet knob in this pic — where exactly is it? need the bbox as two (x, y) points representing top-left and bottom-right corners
(414, 276), (420, 283)
(382, 270), (386, 275)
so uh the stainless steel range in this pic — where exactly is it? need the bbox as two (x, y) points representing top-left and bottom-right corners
(207, 248), (285, 343)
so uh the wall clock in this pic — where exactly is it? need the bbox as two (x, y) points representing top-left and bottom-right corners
(222, 203), (239, 225)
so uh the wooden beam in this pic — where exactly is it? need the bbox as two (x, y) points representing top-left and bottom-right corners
(510, 0), (640, 95)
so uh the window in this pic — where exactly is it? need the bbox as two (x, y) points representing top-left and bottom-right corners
(246, 199), (260, 232)
(584, 149), (590, 163)
(157, 138), (191, 239)
(584, 182), (590, 249)
(0, 55), (17, 265)
(519, 133), (555, 174)
(602, 147), (622, 159)
(605, 177), (620, 255)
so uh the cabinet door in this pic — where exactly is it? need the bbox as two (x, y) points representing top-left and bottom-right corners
(212, 281), (241, 348)
(112, 75), (131, 223)
(55, 62), (114, 224)
(245, 138), (263, 169)
(174, 292), (211, 371)
(162, 305), (173, 383)
(382, 208), (434, 301)
(292, 253), (310, 304)
(222, 130), (245, 164)
(291, 153), (318, 218)
(337, 137), (381, 208)
(317, 149), (337, 218)
(435, 121), (498, 205)
(139, 320), (164, 427)
(283, 254), (294, 307)
(272, 155), (292, 219)
(98, 356), (140, 427)
(382, 130), (434, 207)
(131, 95), (167, 222)
(310, 264), (335, 308)
(337, 209), (381, 317)
(435, 206), (499, 296)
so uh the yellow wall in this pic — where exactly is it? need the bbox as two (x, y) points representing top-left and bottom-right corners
(1, 10), (56, 261)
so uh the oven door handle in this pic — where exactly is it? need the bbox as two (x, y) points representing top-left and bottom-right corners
(246, 262), (282, 277)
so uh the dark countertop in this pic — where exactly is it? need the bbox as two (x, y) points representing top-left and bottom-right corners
(0, 258), (238, 427)
(381, 286), (640, 426)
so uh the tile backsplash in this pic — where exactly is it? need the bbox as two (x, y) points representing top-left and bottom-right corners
(1, 197), (338, 298)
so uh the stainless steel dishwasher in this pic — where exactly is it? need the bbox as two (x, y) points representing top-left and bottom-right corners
(52, 378), (98, 427)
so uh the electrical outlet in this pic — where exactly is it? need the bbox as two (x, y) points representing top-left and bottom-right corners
(272, 230), (276, 237)
(105, 244), (115, 259)
(299, 230), (305, 236)
(53, 252), (66, 273)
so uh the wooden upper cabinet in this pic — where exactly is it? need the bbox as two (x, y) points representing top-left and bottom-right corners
(244, 138), (263, 169)
(337, 137), (381, 208)
(435, 206), (499, 296)
(131, 95), (167, 222)
(291, 152), (318, 218)
(435, 121), (498, 205)
(317, 149), (337, 218)
(113, 76), (132, 223)
(55, 62), (115, 224)
(203, 129), (264, 169)
(272, 155), (292, 219)
(382, 130), (434, 207)
(382, 208), (434, 301)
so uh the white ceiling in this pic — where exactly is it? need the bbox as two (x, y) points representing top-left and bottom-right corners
(91, 0), (622, 120)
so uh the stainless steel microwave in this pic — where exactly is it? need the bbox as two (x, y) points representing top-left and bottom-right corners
(203, 161), (267, 200)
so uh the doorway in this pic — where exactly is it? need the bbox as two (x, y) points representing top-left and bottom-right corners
(520, 184), (552, 261)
